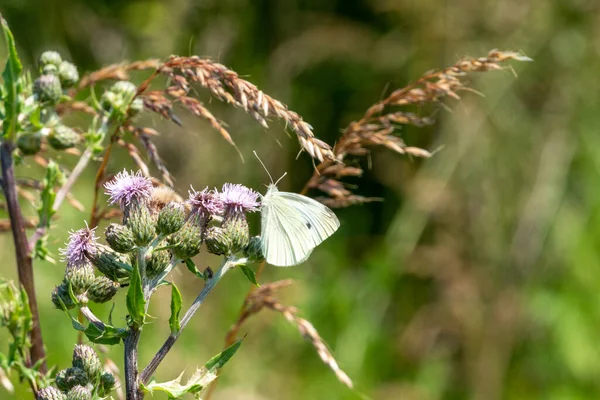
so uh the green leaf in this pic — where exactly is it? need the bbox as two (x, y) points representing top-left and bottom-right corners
(1, 17), (22, 140)
(126, 265), (146, 328)
(71, 316), (127, 346)
(184, 258), (205, 280)
(169, 283), (182, 334)
(239, 265), (259, 287)
(37, 162), (61, 225)
(142, 340), (243, 399)
(204, 340), (242, 372)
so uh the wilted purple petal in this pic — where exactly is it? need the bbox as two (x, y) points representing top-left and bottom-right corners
(188, 186), (225, 217)
(104, 170), (153, 209)
(220, 183), (260, 214)
(60, 226), (98, 268)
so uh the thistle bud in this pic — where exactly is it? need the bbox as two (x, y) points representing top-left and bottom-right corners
(100, 91), (119, 112)
(111, 81), (137, 98)
(63, 264), (95, 296)
(105, 223), (136, 253)
(42, 64), (58, 75)
(169, 221), (202, 260)
(51, 283), (76, 310)
(73, 344), (102, 384)
(88, 276), (120, 304)
(127, 203), (155, 246)
(204, 226), (231, 256)
(16, 131), (42, 155)
(98, 372), (116, 397)
(222, 214), (250, 254)
(86, 244), (131, 283)
(128, 97), (144, 117)
(48, 125), (80, 150)
(65, 385), (92, 400)
(146, 249), (170, 278)
(58, 61), (79, 88)
(39, 51), (62, 69)
(34, 74), (62, 103)
(37, 386), (66, 400)
(156, 202), (186, 235)
(55, 367), (88, 392)
(244, 235), (265, 263)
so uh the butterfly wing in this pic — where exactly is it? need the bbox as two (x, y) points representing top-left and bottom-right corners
(261, 189), (340, 267)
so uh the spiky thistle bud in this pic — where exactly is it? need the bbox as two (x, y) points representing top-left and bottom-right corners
(58, 61), (79, 88)
(88, 276), (120, 304)
(127, 203), (155, 246)
(97, 372), (116, 397)
(34, 74), (62, 103)
(156, 202), (186, 235)
(129, 97), (144, 117)
(51, 283), (75, 310)
(244, 235), (265, 263)
(222, 213), (250, 254)
(146, 249), (171, 278)
(204, 226), (231, 256)
(72, 344), (102, 384)
(48, 125), (80, 150)
(39, 51), (62, 69)
(37, 386), (66, 400)
(55, 367), (88, 392)
(105, 223), (136, 253)
(66, 385), (91, 400)
(169, 221), (202, 260)
(86, 244), (131, 283)
(42, 64), (58, 75)
(63, 264), (95, 297)
(16, 131), (42, 155)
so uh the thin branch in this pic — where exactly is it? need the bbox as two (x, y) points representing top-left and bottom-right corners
(140, 258), (235, 384)
(0, 142), (47, 381)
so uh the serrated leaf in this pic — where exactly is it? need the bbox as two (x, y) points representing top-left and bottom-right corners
(204, 340), (242, 372)
(126, 265), (146, 328)
(169, 283), (182, 334)
(239, 265), (259, 287)
(142, 340), (243, 399)
(1, 17), (22, 140)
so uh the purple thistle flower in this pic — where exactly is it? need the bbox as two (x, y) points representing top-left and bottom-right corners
(104, 170), (153, 209)
(220, 183), (260, 215)
(188, 186), (225, 217)
(60, 226), (98, 268)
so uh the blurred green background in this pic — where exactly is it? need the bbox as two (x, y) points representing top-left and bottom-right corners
(1, 0), (599, 399)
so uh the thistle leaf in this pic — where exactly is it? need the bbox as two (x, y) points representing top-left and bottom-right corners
(1, 17), (22, 140)
(126, 265), (146, 328)
(169, 283), (182, 334)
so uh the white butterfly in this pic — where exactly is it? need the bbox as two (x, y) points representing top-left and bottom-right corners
(255, 153), (340, 267)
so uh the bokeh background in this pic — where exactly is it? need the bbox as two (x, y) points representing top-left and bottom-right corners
(1, 0), (599, 399)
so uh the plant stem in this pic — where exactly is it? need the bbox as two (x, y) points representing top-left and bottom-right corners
(140, 258), (235, 384)
(0, 141), (47, 374)
(124, 327), (142, 400)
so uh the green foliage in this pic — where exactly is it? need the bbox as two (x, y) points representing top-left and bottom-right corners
(1, 17), (22, 141)
(126, 265), (146, 329)
(169, 283), (182, 334)
(142, 340), (242, 399)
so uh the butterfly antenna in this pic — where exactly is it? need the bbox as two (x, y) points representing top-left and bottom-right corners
(274, 172), (287, 186)
(253, 151), (274, 184)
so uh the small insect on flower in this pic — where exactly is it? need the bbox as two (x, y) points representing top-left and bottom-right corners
(254, 152), (340, 267)
(104, 170), (153, 209)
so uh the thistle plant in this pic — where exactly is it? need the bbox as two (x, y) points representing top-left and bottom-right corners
(0, 13), (530, 400)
